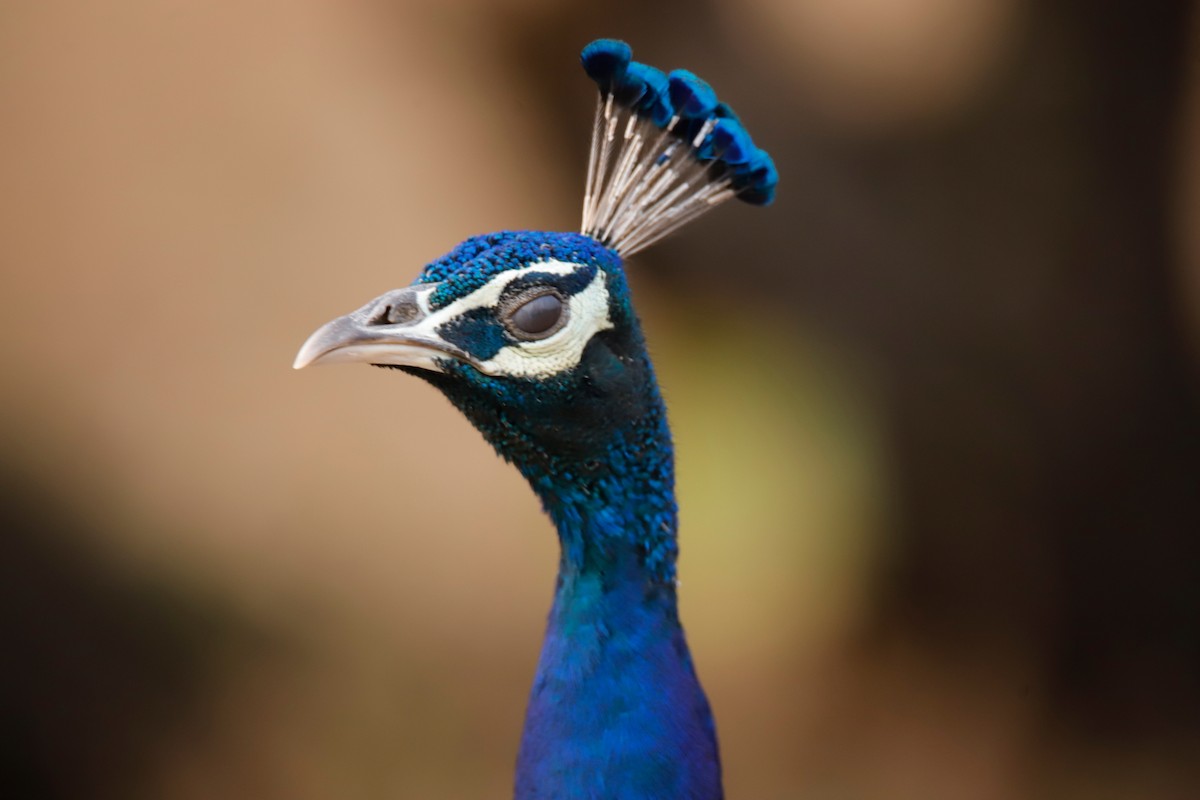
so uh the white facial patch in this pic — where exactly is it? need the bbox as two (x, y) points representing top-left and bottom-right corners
(408, 260), (615, 379)
(477, 270), (613, 378)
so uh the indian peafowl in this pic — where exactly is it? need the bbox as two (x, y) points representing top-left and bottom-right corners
(295, 39), (775, 800)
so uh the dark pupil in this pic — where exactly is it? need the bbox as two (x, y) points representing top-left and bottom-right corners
(510, 293), (563, 335)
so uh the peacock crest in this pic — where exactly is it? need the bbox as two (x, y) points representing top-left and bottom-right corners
(578, 39), (776, 255)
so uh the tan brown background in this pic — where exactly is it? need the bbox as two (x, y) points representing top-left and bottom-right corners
(2, 1), (1197, 798)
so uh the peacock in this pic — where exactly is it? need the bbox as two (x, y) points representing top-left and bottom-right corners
(295, 39), (775, 800)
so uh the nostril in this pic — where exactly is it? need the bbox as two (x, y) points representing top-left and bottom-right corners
(368, 305), (391, 326)
(386, 300), (420, 325)
(369, 296), (422, 326)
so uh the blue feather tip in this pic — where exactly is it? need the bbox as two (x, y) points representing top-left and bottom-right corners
(580, 38), (632, 92)
(579, 38), (776, 218)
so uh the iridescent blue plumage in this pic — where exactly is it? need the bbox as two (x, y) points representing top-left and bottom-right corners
(580, 39), (632, 92)
(667, 69), (719, 119)
(419, 231), (615, 309)
(402, 231), (717, 798)
(294, 38), (775, 800)
(622, 62), (674, 127)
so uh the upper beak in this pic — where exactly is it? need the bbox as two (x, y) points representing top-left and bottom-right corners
(293, 284), (471, 371)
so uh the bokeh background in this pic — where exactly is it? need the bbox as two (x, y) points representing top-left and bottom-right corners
(2, 1), (1198, 798)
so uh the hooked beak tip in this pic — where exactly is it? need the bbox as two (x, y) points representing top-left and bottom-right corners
(293, 325), (336, 370)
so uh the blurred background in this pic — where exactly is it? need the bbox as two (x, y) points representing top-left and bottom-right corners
(1, 1), (1197, 798)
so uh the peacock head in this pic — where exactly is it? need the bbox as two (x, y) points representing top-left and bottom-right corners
(293, 230), (657, 475)
(294, 38), (774, 490)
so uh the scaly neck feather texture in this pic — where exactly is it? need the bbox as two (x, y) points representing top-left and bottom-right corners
(514, 376), (722, 800)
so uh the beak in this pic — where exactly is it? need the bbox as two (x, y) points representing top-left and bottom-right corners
(293, 284), (472, 371)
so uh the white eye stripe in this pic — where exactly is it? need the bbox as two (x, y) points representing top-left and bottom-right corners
(422, 260), (582, 328)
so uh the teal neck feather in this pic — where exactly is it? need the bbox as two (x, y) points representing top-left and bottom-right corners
(512, 371), (723, 800)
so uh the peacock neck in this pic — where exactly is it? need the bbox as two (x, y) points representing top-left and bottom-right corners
(521, 372), (680, 585)
(513, 393), (723, 799)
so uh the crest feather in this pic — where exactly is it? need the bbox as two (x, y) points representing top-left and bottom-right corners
(578, 39), (777, 256)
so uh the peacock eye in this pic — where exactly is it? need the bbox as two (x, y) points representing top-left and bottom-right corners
(505, 291), (567, 340)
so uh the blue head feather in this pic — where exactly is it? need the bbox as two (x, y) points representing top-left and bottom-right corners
(418, 231), (615, 309)
(719, 119), (755, 164)
(667, 70), (720, 146)
(714, 100), (741, 122)
(667, 69), (719, 119)
(698, 117), (754, 164)
(580, 39), (631, 93)
(623, 62), (674, 127)
(734, 148), (778, 206)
